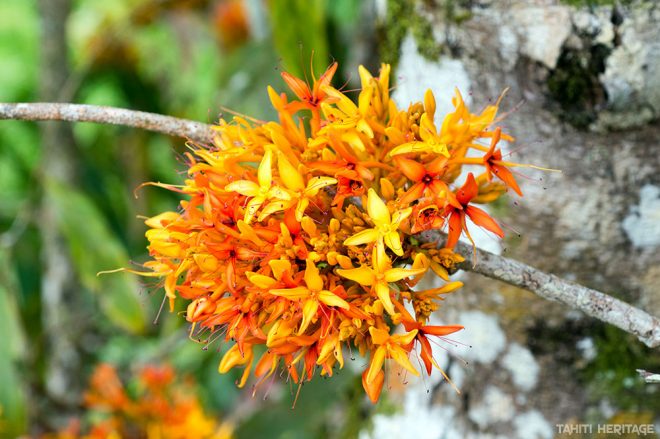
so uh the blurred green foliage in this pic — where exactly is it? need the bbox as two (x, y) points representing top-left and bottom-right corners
(583, 325), (660, 416)
(0, 0), (381, 436)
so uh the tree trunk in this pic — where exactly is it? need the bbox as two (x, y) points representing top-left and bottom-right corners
(38, 0), (82, 424)
(371, 1), (660, 437)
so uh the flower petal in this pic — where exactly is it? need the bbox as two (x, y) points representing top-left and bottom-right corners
(258, 200), (291, 222)
(244, 196), (265, 223)
(375, 281), (395, 315)
(295, 198), (310, 221)
(366, 346), (387, 384)
(298, 299), (319, 335)
(246, 272), (277, 289)
(396, 157), (426, 181)
(225, 180), (260, 197)
(445, 211), (463, 249)
(336, 266), (375, 286)
(424, 89), (436, 119)
(399, 183), (426, 206)
(343, 228), (379, 247)
(305, 176), (337, 195)
(278, 154), (305, 191)
(383, 267), (426, 283)
(269, 286), (310, 300)
(366, 188), (390, 225)
(492, 164), (522, 196)
(281, 72), (311, 100)
(268, 259), (291, 281)
(391, 207), (412, 227)
(258, 149), (273, 188)
(389, 345), (419, 377)
(369, 327), (390, 345)
(362, 368), (384, 403)
(465, 205), (504, 238)
(384, 231), (404, 256)
(422, 325), (464, 336)
(319, 290), (350, 309)
(267, 185), (291, 200)
(456, 173), (478, 205)
(304, 260), (324, 291)
(219, 344), (252, 373)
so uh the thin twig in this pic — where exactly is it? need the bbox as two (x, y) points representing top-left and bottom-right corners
(2, 102), (659, 348)
(449, 238), (660, 348)
(636, 369), (660, 383)
(0, 102), (215, 144)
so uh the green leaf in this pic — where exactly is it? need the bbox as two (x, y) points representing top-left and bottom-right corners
(0, 0), (38, 102)
(0, 351), (27, 437)
(268, 0), (330, 77)
(0, 250), (28, 437)
(47, 180), (148, 334)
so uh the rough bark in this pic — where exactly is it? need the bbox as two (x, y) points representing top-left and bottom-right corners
(383, 1), (660, 437)
(0, 103), (215, 144)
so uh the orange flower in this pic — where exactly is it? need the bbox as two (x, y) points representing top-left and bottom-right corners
(337, 252), (425, 316)
(127, 61), (546, 403)
(281, 62), (338, 111)
(395, 156), (457, 206)
(343, 188), (412, 259)
(410, 202), (445, 234)
(444, 173), (504, 249)
(224, 149), (290, 223)
(395, 301), (463, 375)
(281, 62), (338, 134)
(308, 134), (375, 181)
(269, 259), (349, 335)
(72, 364), (233, 439)
(365, 327), (419, 388)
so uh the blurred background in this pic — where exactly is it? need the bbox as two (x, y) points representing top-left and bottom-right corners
(0, 0), (659, 438)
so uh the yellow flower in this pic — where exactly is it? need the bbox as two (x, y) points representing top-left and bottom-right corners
(322, 86), (373, 137)
(389, 97), (449, 157)
(273, 153), (337, 221)
(365, 326), (419, 385)
(358, 63), (393, 125)
(269, 259), (349, 334)
(343, 188), (411, 259)
(224, 149), (290, 223)
(336, 253), (425, 315)
(219, 344), (254, 388)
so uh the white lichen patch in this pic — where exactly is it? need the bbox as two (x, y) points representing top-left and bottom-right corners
(509, 6), (572, 69)
(598, 4), (660, 127)
(468, 386), (515, 428)
(513, 410), (554, 439)
(457, 311), (506, 364)
(572, 8), (615, 47)
(501, 343), (539, 392)
(497, 24), (519, 72)
(576, 337), (597, 362)
(393, 34), (471, 127)
(622, 184), (660, 248)
(360, 385), (461, 439)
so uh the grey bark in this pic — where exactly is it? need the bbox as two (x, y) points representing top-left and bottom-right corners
(0, 103), (215, 144)
(37, 0), (81, 412)
(388, 0), (660, 436)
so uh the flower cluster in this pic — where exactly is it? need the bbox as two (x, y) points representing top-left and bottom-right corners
(46, 364), (232, 439)
(137, 63), (527, 402)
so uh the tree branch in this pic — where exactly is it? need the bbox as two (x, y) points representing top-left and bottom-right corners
(0, 103), (215, 144)
(3, 102), (659, 348)
(450, 238), (660, 348)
